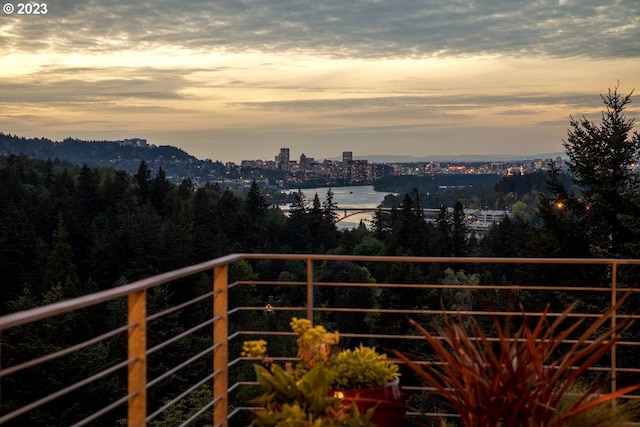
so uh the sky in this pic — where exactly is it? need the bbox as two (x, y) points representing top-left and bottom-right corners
(1, 1), (639, 163)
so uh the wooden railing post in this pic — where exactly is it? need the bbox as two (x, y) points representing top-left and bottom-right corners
(611, 261), (618, 397)
(128, 290), (147, 427)
(306, 258), (313, 322)
(214, 264), (228, 427)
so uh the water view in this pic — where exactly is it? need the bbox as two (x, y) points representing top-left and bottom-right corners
(293, 185), (395, 229)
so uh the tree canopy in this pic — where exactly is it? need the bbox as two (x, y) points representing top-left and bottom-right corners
(538, 87), (640, 258)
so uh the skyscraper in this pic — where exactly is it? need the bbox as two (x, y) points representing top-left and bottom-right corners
(342, 151), (353, 164)
(277, 148), (290, 171)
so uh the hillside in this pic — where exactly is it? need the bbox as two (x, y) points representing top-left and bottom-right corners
(0, 133), (225, 183)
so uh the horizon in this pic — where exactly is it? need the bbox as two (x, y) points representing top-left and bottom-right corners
(2, 1), (639, 162)
(3, 131), (568, 164)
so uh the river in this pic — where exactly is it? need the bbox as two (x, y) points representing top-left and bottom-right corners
(286, 185), (395, 229)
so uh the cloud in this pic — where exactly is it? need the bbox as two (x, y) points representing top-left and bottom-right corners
(3, 0), (639, 59)
(230, 92), (603, 117)
(0, 66), (192, 103)
(2, 1), (638, 163)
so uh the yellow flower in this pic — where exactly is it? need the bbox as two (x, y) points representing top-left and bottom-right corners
(290, 317), (312, 336)
(241, 339), (267, 358)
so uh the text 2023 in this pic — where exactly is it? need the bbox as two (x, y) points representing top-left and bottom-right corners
(17, 3), (48, 14)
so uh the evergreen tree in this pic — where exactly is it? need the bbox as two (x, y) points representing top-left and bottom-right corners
(245, 179), (269, 219)
(73, 164), (102, 279)
(387, 190), (431, 255)
(538, 87), (640, 257)
(307, 193), (324, 251)
(43, 214), (80, 298)
(244, 180), (270, 251)
(320, 189), (339, 249)
(537, 163), (591, 257)
(322, 188), (339, 225)
(134, 160), (152, 202)
(102, 169), (129, 216)
(433, 205), (452, 256)
(149, 166), (173, 216)
(218, 188), (250, 253)
(451, 201), (468, 257)
(286, 189), (311, 251)
(190, 186), (221, 261)
(289, 189), (307, 220)
(371, 208), (393, 238)
(77, 164), (101, 217)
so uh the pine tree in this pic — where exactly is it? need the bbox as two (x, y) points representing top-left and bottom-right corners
(286, 189), (311, 251)
(245, 179), (268, 219)
(538, 86), (640, 257)
(43, 214), (80, 298)
(451, 201), (468, 257)
(134, 160), (152, 202)
(307, 193), (324, 251)
(149, 166), (173, 216)
(433, 204), (452, 256)
(322, 188), (339, 225)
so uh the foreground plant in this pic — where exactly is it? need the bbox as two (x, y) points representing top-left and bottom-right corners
(554, 381), (640, 427)
(250, 364), (374, 427)
(394, 291), (640, 427)
(243, 317), (400, 426)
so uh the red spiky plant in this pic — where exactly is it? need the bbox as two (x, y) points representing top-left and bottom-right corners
(395, 291), (640, 427)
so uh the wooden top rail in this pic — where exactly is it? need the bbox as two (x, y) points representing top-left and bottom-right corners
(3, 253), (640, 330)
(0, 253), (242, 330)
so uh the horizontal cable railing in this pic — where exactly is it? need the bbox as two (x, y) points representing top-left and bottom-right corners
(1, 254), (640, 426)
(0, 254), (240, 426)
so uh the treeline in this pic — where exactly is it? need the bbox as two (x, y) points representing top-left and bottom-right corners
(0, 132), (229, 181)
(0, 154), (510, 313)
(0, 132), (195, 165)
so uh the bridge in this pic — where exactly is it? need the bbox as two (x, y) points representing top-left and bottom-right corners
(276, 206), (510, 229)
(277, 207), (444, 222)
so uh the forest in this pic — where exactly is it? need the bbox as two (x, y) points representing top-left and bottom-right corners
(1, 88), (640, 426)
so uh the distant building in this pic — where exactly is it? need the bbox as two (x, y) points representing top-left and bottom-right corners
(371, 163), (393, 180)
(348, 160), (370, 184)
(464, 209), (511, 231)
(299, 153), (313, 170)
(342, 151), (353, 163)
(447, 165), (467, 173)
(277, 148), (290, 171)
(119, 138), (147, 147)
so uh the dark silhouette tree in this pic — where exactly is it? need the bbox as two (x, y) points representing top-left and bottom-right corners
(320, 189), (340, 249)
(190, 186), (221, 261)
(149, 167), (173, 216)
(433, 205), (452, 256)
(451, 201), (468, 257)
(218, 188), (250, 253)
(538, 86), (640, 258)
(388, 190), (431, 255)
(322, 188), (339, 225)
(245, 179), (269, 220)
(286, 189), (311, 251)
(134, 160), (152, 202)
(43, 214), (80, 298)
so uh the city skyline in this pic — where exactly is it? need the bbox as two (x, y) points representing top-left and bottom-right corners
(1, 1), (640, 163)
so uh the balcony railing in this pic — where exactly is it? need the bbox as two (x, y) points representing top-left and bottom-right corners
(2, 254), (640, 426)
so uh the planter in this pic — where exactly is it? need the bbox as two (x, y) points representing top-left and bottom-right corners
(333, 378), (404, 426)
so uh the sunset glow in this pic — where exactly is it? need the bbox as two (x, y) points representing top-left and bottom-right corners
(1, 1), (639, 161)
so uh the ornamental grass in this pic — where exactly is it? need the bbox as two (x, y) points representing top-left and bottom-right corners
(395, 290), (640, 427)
